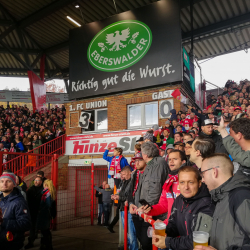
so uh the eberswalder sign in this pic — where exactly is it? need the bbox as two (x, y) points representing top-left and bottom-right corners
(65, 130), (147, 155)
(69, 0), (182, 99)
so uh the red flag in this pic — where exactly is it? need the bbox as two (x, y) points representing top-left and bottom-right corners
(171, 89), (181, 100)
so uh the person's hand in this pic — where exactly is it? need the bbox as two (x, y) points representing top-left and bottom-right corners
(143, 205), (152, 214)
(114, 194), (119, 200)
(99, 192), (102, 195)
(193, 246), (217, 250)
(129, 204), (137, 214)
(213, 116), (225, 133)
(107, 147), (111, 151)
(136, 206), (145, 214)
(152, 232), (166, 249)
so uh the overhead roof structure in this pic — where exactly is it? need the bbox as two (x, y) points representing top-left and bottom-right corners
(0, 0), (250, 80)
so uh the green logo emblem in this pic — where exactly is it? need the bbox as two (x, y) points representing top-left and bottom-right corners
(87, 20), (152, 72)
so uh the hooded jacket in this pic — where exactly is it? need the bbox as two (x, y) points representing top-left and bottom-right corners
(0, 188), (32, 250)
(164, 183), (215, 250)
(199, 131), (228, 154)
(170, 109), (177, 121)
(210, 170), (250, 250)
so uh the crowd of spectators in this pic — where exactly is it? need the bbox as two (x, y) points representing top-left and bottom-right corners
(0, 104), (66, 163)
(95, 79), (250, 250)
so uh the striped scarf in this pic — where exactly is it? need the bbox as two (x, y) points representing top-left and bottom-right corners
(109, 155), (122, 178)
(132, 170), (144, 197)
(41, 188), (51, 202)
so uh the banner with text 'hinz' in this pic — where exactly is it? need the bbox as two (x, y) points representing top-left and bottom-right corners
(69, 0), (182, 100)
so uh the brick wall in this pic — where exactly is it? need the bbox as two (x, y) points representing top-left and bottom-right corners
(65, 84), (184, 135)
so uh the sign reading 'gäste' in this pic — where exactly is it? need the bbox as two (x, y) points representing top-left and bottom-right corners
(69, 0), (182, 100)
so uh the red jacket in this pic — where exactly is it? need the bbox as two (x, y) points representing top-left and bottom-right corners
(147, 176), (180, 225)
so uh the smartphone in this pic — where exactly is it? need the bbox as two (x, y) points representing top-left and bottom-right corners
(139, 199), (152, 209)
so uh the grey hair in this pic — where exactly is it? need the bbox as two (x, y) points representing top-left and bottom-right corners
(141, 142), (159, 158)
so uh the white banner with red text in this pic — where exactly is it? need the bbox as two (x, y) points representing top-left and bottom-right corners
(65, 130), (148, 155)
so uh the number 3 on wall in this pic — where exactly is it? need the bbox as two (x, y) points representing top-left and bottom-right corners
(159, 99), (173, 118)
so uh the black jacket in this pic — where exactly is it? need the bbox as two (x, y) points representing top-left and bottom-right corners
(26, 185), (43, 219)
(199, 131), (228, 154)
(95, 186), (103, 204)
(119, 178), (131, 212)
(165, 183), (215, 250)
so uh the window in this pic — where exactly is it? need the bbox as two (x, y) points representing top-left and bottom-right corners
(128, 102), (158, 129)
(81, 108), (108, 133)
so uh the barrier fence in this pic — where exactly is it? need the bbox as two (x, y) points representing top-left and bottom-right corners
(55, 163), (108, 230)
(123, 203), (158, 250)
(1, 134), (65, 178)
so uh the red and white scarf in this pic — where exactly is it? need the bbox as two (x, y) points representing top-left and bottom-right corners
(163, 174), (178, 193)
(109, 155), (122, 178)
(41, 188), (51, 202)
(132, 170), (144, 197)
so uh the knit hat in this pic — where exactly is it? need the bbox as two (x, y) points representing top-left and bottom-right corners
(165, 120), (170, 125)
(152, 124), (159, 131)
(0, 173), (16, 185)
(143, 132), (154, 142)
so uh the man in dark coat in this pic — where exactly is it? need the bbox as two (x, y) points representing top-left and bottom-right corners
(153, 166), (215, 250)
(199, 119), (228, 154)
(25, 176), (44, 249)
(0, 172), (31, 250)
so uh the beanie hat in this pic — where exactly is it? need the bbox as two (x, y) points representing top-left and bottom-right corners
(143, 132), (154, 142)
(165, 120), (170, 125)
(152, 124), (159, 131)
(0, 173), (16, 185)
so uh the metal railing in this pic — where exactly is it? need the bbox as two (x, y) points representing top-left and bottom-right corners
(0, 134), (65, 177)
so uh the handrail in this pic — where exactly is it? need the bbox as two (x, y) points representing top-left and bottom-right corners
(1, 134), (66, 177)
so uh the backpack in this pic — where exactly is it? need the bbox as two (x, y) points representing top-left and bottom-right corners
(50, 199), (57, 219)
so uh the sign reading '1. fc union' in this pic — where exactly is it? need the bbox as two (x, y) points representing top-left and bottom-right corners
(69, 0), (182, 100)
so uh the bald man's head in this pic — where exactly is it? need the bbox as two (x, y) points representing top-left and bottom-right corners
(201, 153), (233, 191)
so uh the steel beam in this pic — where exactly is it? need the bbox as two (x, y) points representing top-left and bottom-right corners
(183, 12), (250, 42)
(180, 0), (206, 9)
(7, 0), (78, 33)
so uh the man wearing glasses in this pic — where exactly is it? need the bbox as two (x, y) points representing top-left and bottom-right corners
(195, 153), (250, 250)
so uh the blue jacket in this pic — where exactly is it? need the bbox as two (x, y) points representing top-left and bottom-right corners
(103, 150), (131, 179)
(16, 142), (24, 152)
(0, 188), (31, 250)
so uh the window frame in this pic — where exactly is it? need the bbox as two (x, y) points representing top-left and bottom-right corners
(81, 108), (108, 134)
(127, 101), (158, 129)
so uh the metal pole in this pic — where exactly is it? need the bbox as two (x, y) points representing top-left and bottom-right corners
(189, 0), (194, 62)
(52, 154), (58, 231)
(91, 163), (94, 225)
(124, 202), (128, 250)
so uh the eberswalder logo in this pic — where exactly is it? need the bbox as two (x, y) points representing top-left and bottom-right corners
(87, 20), (152, 72)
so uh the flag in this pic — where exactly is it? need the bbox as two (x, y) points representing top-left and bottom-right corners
(171, 89), (187, 103)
